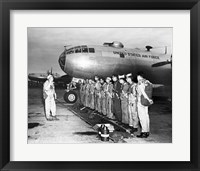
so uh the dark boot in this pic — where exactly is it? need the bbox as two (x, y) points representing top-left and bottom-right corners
(137, 132), (145, 138)
(137, 132), (148, 138)
(146, 132), (150, 137)
(130, 128), (138, 134)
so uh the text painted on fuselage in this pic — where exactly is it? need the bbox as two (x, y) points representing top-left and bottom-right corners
(113, 51), (159, 59)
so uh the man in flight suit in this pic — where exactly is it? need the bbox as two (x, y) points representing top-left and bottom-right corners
(119, 75), (129, 125)
(88, 79), (95, 109)
(43, 75), (59, 121)
(112, 75), (122, 122)
(80, 79), (86, 106)
(105, 77), (115, 119)
(94, 76), (101, 112)
(126, 74), (139, 133)
(85, 79), (90, 107)
(100, 78), (106, 115)
(136, 72), (153, 138)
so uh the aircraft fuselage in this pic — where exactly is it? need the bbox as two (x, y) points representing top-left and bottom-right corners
(59, 44), (172, 86)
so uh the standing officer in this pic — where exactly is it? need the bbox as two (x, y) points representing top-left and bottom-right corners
(105, 77), (115, 119)
(100, 78), (106, 115)
(76, 80), (82, 105)
(85, 79), (90, 107)
(112, 75), (122, 122)
(89, 79), (95, 110)
(43, 75), (59, 121)
(94, 76), (101, 112)
(126, 74), (139, 133)
(80, 79), (85, 106)
(136, 72), (153, 138)
(119, 75), (129, 125)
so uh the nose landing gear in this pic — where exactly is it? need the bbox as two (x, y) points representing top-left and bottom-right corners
(64, 90), (78, 104)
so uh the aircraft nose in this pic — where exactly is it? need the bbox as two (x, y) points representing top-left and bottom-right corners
(58, 51), (66, 72)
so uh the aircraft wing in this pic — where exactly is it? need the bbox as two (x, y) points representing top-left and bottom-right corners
(28, 73), (73, 85)
(28, 73), (61, 82)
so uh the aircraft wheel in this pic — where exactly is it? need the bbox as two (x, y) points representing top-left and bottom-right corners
(64, 90), (77, 104)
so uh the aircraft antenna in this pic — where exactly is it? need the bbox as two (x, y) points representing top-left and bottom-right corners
(146, 46), (153, 51)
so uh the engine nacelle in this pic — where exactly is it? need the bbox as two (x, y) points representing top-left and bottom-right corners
(60, 75), (73, 84)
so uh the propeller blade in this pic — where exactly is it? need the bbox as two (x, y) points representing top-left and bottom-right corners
(152, 61), (172, 67)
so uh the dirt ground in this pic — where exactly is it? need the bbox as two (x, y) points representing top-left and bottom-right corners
(28, 88), (172, 144)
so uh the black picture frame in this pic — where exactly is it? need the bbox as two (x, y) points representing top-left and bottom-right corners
(0, 0), (199, 170)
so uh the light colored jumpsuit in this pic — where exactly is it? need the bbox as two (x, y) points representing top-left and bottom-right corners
(43, 80), (56, 119)
(136, 80), (151, 133)
(80, 83), (85, 105)
(120, 82), (129, 124)
(128, 83), (139, 128)
(101, 83), (107, 115)
(105, 82), (114, 119)
(94, 81), (101, 112)
(85, 83), (90, 107)
(89, 83), (95, 109)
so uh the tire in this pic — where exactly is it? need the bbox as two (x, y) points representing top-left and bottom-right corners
(64, 90), (78, 104)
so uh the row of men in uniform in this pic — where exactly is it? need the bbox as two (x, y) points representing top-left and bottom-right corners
(78, 73), (153, 138)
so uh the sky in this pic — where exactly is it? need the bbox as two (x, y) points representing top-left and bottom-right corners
(28, 27), (172, 75)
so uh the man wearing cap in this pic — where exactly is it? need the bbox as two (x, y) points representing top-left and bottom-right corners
(94, 76), (101, 112)
(100, 78), (106, 115)
(80, 79), (85, 106)
(105, 77), (115, 119)
(119, 75), (129, 125)
(85, 79), (90, 107)
(43, 75), (58, 121)
(126, 74), (139, 133)
(88, 79), (95, 109)
(112, 75), (122, 122)
(136, 72), (153, 138)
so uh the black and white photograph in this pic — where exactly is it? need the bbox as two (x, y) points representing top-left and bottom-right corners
(28, 27), (172, 144)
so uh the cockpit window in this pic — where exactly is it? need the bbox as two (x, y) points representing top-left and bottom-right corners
(89, 48), (95, 53)
(66, 48), (74, 54)
(75, 46), (81, 53)
(120, 52), (125, 58)
(82, 47), (88, 53)
(65, 46), (95, 54)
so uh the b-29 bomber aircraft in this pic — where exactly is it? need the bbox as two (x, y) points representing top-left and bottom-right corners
(58, 41), (172, 103)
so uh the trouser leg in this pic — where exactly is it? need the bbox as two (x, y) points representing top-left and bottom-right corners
(129, 104), (139, 128)
(45, 97), (51, 119)
(132, 104), (139, 128)
(97, 97), (101, 112)
(137, 104), (150, 132)
(95, 95), (98, 110)
(114, 98), (122, 122)
(107, 98), (113, 118)
(121, 100), (129, 124)
(102, 98), (106, 115)
(91, 95), (94, 109)
(128, 105), (133, 126)
(80, 92), (83, 104)
(51, 97), (56, 117)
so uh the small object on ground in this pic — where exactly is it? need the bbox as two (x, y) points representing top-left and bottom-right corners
(100, 125), (109, 142)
